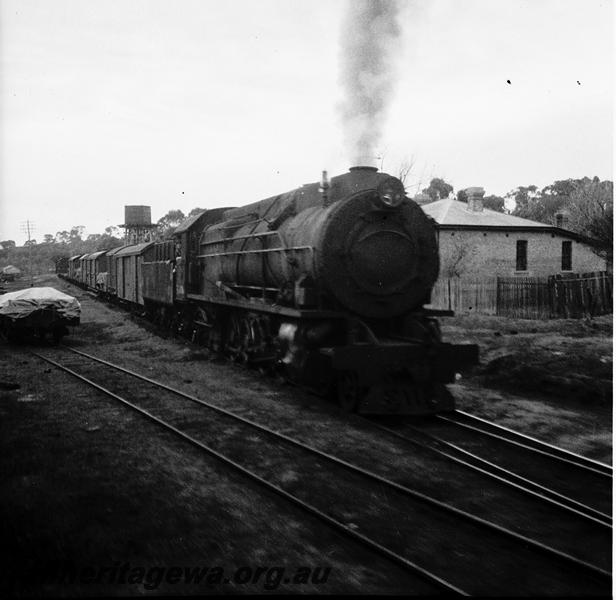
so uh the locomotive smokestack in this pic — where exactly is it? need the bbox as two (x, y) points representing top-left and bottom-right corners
(349, 166), (378, 172)
(320, 170), (330, 190)
(353, 155), (379, 170)
(338, 0), (402, 166)
(320, 170), (331, 205)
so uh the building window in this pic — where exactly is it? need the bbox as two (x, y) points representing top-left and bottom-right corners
(516, 240), (528, 271)
(562, 241), (572, 271)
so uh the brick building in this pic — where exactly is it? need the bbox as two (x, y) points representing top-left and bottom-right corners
(420, 187), (607, 279)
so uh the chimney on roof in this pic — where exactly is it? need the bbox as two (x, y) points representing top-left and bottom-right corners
(555, 210), (570, 230)
(465, 187), (485, 212)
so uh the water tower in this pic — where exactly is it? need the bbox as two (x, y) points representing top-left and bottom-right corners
(120, 206), (157, 244)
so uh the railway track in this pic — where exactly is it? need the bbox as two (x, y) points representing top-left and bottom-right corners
(368, 410), (611, 529)
(30, 345), (610, 595)
(442, 409), (611, 475)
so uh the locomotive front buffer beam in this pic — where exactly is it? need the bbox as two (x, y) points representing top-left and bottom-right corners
(321, 341), (479, 415)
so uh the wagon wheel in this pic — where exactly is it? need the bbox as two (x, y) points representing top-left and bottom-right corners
(191, 307), (212, 346)
(169, 311), (182, 335)
(337, 370), (360, 413)
(226, 313), (249, 363)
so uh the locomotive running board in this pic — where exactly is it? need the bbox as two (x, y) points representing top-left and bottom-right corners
(186, 293), (345, 320)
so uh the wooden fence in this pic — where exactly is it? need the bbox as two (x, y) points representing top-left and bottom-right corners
(549, 271), (612, 318)
(428, 272), (612, 319)
(428, 277), (498, 315)
(495, 277), (552, 319)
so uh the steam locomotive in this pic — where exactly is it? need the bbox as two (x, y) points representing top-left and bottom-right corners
(66, 167), (478, 414)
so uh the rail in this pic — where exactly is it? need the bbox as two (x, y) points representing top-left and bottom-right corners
(30, 346), (612, 585)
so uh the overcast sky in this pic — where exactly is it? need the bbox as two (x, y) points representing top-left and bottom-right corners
(1, 0), (612, 245)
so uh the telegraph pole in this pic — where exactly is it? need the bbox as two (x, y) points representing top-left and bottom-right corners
(20, 220), (35, 287)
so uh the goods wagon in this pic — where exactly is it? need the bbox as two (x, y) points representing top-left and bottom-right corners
(112, 242), (155, 305)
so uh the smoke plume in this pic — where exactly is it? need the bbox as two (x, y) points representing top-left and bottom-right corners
(338, 0), (402, 167)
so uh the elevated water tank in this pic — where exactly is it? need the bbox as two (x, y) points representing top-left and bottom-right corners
(124, 205), (152, 226)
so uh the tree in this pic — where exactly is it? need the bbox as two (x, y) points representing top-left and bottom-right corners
(69, 226), (85, 243)
(157, 209), (186, 238)
(566, 180), (613, 265)
(104, 226), (121, 238)
(43, 234), (55, 244)
(507, 185), (541, 217)
(508, 178), (595, 224)
(483, 195), (506, 212)
(188, 207), (205, 217)
(55, 230), (70, 244)
(441, 237), (475, 278)
(396, 156), (416, 191)
(94, 230), (123, 251)
(422, 178), (453, 202)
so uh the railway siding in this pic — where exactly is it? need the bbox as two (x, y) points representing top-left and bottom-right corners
(29, 347), (611, 595)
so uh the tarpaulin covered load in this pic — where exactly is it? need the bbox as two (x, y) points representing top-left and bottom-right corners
(1, 265), (21, 275)
(0, 287), (81, 321)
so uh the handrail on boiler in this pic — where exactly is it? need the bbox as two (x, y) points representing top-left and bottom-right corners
(200, 231), (280, 246)
(197, 246), (314, 259)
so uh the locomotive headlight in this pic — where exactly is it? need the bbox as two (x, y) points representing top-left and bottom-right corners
(380, 191), (405, 207)
(377, 177), (406, 208)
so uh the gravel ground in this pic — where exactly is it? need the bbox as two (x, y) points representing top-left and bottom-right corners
(0, 274), (611, 595)
(440, 313), (612, 463)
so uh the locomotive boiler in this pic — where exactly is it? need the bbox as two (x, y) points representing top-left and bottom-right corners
(200, 167), (438, 318)
(171, 166), (478, 414)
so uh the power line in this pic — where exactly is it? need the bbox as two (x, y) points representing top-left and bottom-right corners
(20, 220), (36, 287)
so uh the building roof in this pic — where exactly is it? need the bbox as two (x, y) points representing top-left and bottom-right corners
(421, 198), (549, 228)
(105, 245), (128, 257)
(114, 242), (154, 257)
(420, 198), (596, 245)
(84, 250), (109, 260)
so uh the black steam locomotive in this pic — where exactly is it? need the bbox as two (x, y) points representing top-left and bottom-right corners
(66, 167), (478, 414)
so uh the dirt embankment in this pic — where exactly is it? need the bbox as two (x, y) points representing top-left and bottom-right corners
(440, 313), (612, 463)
